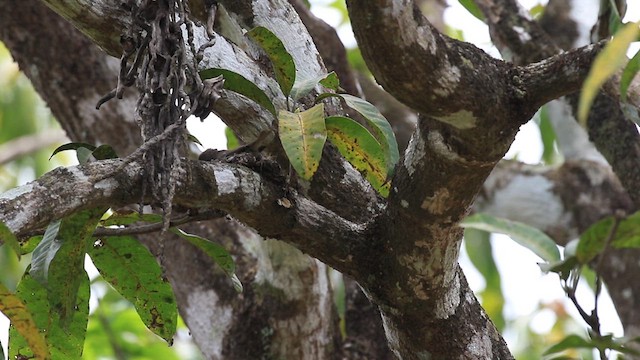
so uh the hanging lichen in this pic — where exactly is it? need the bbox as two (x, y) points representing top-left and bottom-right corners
(97, 0), (224, 234)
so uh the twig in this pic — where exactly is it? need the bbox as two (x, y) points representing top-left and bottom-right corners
(0, 129), (68, 164)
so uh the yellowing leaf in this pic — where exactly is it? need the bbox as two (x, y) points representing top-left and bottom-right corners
(578, 22), (640, 124)
(0, 283), (49, 359)
(279, 104), (327, 180)
(317, 93), (399, 174)
(325, 116), (389, 196)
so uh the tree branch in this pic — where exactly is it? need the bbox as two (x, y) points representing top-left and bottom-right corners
(0, 129), (68, 165)
(0, 159), (365, 273)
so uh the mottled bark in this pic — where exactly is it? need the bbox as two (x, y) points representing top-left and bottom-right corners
(474, 0), (640, 345)
(0, 2), (339, 359)
(1, 0), (637, 359)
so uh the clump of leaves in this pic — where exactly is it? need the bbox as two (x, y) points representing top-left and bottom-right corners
(201, 26), (399, 197)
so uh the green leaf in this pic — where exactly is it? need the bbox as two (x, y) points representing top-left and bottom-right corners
(458, 0), (485, 22)
(10, 271), (89, 360)
(247, 26), (296, 97)
(317, 93), (399, 174)
(200, 68), (276, 116)
(577, 212), (640, 263)
(290, 72), (339, 101)
(576, 216), (613, 264)
(225, 126), (240, 150)
(460, 213), (561, 262)
(171, 229), (243, 292)
(0, 221), (21, 259)
(463, 228), (505, 331)
(89, 236), (177, 342)
(50, 142), (96, 160)
(100, 211), (163, 227)
(578, 21), (640, 124)
(31, 208), (105, 325)
(543, 334), (595, 355)
(0, 282), (49, 359)
(325, 116), (389, 196)
(278, 104), (327, 180)
(91, 144), (118, 160)
(538, 106), (558, 164)
(20, 236), (42, 255)
(319, 72), (340, 90)
(187, 133), (203, 147)
(621, 50), (640, 101)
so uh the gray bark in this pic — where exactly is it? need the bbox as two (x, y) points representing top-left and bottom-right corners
(1, 0), (637, 359)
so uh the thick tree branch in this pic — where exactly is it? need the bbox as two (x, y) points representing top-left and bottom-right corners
(1, 1), (345, 358)
(518, 42), (606, 109)
(476, 0), (640, 208)
(0, 159), (365, 273)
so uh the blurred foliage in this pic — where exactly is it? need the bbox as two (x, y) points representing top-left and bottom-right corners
(0, 42), (201, 359)
(83, 280), (202, 360)
(0, 43), (66, 191)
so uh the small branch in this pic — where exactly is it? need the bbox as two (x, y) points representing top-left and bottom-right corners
(519, 42), (607, 110)
(94, 209), (226, 237)
(0, 129), (68, 164)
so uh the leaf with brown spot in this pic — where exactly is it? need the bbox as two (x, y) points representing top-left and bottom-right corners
(89, 236), (177, 342)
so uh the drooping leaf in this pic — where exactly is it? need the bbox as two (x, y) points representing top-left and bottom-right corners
(0, 221), (21, 259)
(89, 236), (177, 342)
(29, 220), (62, 285)
(0, 282), (49, 359)
(290, 72), (339, 101)
(606, 0), (625, 35)
(458, 0), (485, 22)
(278, 104), (327, 180)
(578, 21), (640, 124)
(463, 228), (505, 331)
(247, 26), (296, 97)
(460, 213), (561, 263)
(317, 93), (399, 174)
(200, 68), (276, 116)
(10, 271), (89, 360)
(30, 208), (106, 325)
(543, 334), (595, 355)
(171, 228), (243, 292)
(325, 116), (389, 196)
(621, 50), (640, 101)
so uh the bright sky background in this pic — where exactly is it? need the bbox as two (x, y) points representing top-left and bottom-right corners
(3, 1), (640, 358)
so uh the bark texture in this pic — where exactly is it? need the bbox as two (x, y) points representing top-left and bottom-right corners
(1, 0), (638, 359)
